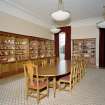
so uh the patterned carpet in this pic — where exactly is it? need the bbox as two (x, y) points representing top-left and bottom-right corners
(0, 68), (105, 105)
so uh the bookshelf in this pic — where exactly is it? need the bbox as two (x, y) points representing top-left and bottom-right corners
(72, 38), (96, 66)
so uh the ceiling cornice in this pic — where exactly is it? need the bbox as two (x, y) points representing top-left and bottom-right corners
(0, 0), (49, 29)
(71, 17), (103, 27)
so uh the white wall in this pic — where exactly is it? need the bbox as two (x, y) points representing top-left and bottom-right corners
(71, 18), (100, 67)
(0, 11), (52, 39)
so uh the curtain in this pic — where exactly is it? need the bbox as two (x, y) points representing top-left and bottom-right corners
(99, 28), (105, 68)
(54, 33), (59, 57)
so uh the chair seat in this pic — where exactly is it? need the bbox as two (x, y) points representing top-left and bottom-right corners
(60, 75), (70, 81)
(29, 80), (47, 89)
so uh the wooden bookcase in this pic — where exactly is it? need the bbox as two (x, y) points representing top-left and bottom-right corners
(0, 31), (55, 78)
(72, 38), (96, 66)
(29, 39), (39, 59)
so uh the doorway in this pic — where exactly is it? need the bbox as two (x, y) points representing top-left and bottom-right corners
(99, 28), (105, 68)
(59, 32), (65, 60)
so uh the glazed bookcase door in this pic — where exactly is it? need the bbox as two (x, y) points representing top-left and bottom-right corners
(0, 36), (15, 63)
(15, 37), (29, 61)
(29, 40), (39, 59)
(38, 40), (46, 58)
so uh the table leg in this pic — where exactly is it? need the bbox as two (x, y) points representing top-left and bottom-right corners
(53, 77), (56, 97)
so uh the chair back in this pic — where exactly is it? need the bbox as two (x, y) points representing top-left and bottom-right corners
(23, 61), (38, 88)
(70, 63), (76, 79)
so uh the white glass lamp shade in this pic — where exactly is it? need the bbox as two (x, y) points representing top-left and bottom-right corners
(51, 10), (70, 21)
(97, 21), (105, 28)
(50, 28), (60, 33)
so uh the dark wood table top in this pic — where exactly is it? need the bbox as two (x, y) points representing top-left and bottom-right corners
(38, 60), (71, 77)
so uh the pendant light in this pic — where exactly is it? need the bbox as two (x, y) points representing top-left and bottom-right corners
(97, 6), (105, 28)
(51, 0), (70, 21)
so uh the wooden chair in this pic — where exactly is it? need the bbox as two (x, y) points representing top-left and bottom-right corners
(48, 57), (57, 88)
(23, 61), (49, 104)
(80, 59), (84, 79)
(58, 64), (76, 92)
(81, 58), (87, 78)
(71, 62), (78, 86)
(72, 56), (82, 82)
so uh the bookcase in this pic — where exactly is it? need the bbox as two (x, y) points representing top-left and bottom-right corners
(72, 38), (96, 66)
(15, 37), (29, 61)
(0, 31), (55, 78)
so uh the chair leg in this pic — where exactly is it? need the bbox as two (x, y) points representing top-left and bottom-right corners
(69, 83), (72, 93)
(73, 77), (76, 87)
(47, 77), (49, 97)
(58, 80), (61, 90)
(25, 86), (28, 99)
(53, 77), (56, 98)
(26, 91), (28, 100)
(72, 78), (74, 87)
(37, 89), (40, 104)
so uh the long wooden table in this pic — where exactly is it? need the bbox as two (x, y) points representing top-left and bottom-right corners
(38, 60), (71, 97)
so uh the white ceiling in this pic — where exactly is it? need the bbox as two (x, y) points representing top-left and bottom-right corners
(2, 0), (105, 27)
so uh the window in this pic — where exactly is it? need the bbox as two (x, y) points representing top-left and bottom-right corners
(59, 32), (65, 60)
